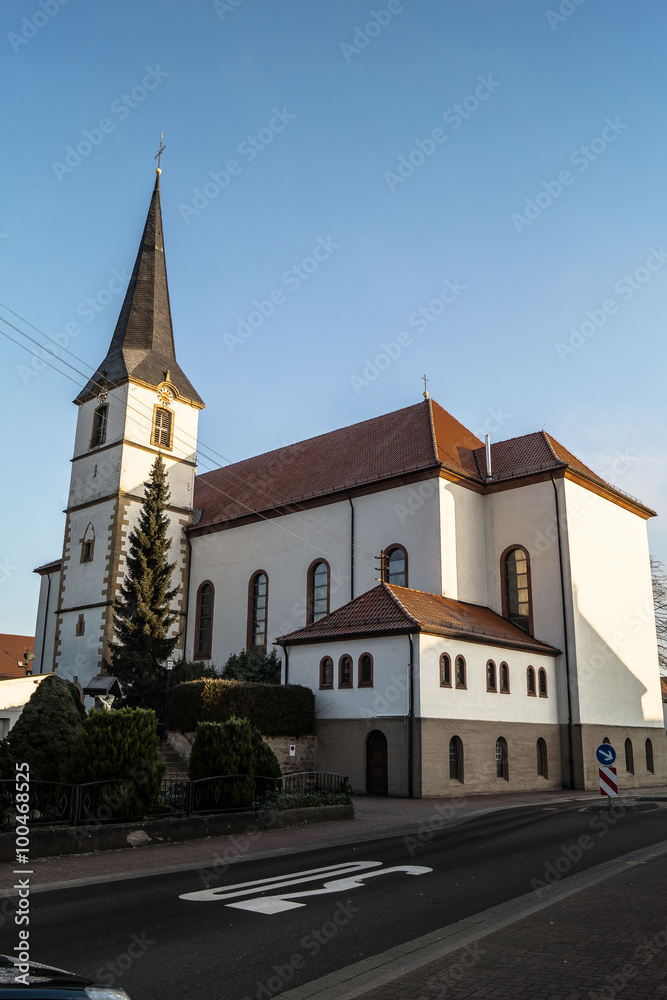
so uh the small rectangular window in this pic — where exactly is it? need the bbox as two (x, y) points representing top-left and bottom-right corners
(440, 654), (451, 687)
(339, 656), (352, 688)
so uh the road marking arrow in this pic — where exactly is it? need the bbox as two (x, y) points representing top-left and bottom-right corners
(180, 861), (433, 914)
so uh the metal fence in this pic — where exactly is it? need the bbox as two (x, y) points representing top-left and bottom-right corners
(0, 771), (349, 829)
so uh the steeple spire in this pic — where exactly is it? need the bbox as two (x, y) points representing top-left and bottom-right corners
(75, 173), (203, 407)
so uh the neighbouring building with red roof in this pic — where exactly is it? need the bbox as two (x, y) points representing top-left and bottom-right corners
(33, 171), (665, 796)
(0, 634), (34, 680)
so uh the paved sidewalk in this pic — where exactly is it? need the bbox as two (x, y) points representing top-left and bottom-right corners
(1, 786), (664, 895)
(281, 839), (667, 1000)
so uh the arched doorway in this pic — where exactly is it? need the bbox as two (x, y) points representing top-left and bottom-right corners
(366, 730), (388, 795)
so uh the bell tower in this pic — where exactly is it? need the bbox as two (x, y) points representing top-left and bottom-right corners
(52, 168), (205, 684)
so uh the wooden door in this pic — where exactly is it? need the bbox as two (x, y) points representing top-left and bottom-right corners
(366, 730), (388, 795)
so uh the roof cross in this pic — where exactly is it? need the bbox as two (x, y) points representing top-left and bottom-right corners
(154, 131), (166, 174)
(422, 374), (429, 399)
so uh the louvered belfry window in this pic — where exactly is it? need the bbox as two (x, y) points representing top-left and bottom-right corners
(152, 406), (173, 448)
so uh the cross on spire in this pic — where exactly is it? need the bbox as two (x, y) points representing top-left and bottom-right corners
(422, 374), (429, 399)
(154, 131), (166, 174)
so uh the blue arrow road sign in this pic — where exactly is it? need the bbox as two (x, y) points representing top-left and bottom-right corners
(596, 744), (617, 766)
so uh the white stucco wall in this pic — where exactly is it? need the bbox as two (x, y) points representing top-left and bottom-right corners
(563, 479), (663, 728)
(445, 482), (487, 605)
(187, 478), (442, 665)
(417, 634), (560, 724)
(54, 378), (198, 686)
(0, 676), (46, 735)
(33, 567), (61, 675)
(287, 636), (411, 721)
(483, 481), (565, 650)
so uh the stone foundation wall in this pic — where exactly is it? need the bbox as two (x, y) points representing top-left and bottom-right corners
(571, 723), (667, 790)
(166, 731), (317, 776)
(264, 735), (317, 774)
(314, 717), (412, 796)
(420, 718), (563, 795)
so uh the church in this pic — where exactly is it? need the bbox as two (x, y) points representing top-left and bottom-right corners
(33, 171), (665, 797)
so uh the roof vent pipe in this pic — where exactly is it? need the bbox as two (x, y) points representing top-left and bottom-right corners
(485, 434), (492, 483)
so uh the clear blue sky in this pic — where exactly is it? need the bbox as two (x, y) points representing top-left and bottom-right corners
(2, 0), (667, 633)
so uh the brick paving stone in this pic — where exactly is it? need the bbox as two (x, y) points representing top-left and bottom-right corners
(352, 853), (667, 1000)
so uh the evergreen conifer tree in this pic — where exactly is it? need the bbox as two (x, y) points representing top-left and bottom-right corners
(109, 455), (180, 711)
(0, 675), (85, 781)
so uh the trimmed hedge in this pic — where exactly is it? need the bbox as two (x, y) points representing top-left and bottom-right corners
(188, 718), (255, 808)
(62, 708), (164, 819)
(167, 680), (209, 732)
(168, 679), (315, 736)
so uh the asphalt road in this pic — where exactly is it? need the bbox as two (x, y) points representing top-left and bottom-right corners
(10, 801), (667, 1000)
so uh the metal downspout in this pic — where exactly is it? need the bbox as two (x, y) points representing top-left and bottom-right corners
(347, 493), (355, 601)
(408, 632), (415, 798)
(279, 643), (289, 685)
(182, 534), (193, 659)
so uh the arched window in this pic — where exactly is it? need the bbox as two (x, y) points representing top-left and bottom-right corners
(602, 736), (611, 744)
(152, 406), (173, 448)
(538, 668), (548, 697)
(646, 738), (655, 774)
(307, 560), (330, 624)
(440, 653), (451, 687)
(455, 655), (466, 689)
(358, 653), (373, 687)
(496, 737), (509, 780)
(449, 736), (464, 783)
(90, 404), (108, 448)
(319, 656), (333, 689)
(499, 662), (510, 693)
(248, 572), (268, 650)
(536, 738), (548, 778)
(487, 660), (497, 692)
(338, 655), (353, 688)
(527, 667), (536, 696)
(625, 738), (634, 775)
(194, 582), (214, 659)
(384, 545), (408, 587)
(80, 523), (95, 564)
(502, 546), (532, 633)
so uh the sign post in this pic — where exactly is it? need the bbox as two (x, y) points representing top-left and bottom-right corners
(596, 744), (618, 804)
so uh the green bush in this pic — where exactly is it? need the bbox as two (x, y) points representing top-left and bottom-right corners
(168, 679), (314, 736)
(171, 658), (221, 685)
(203, 680), (314, 736)
(250, 729), (282, 779)
(167, 679), (207, 731)
(221, 649), (281, 684)
(263, 790), (353, 811)
(62, 708), (164, 819)
(188, 718), (255, 808)
(0, 675), (85, 781)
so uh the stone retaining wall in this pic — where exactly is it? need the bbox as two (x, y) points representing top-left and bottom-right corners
(0, 803), (353, 861)
(167, 732), (317, 775)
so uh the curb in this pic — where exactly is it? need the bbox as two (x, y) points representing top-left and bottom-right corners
(0, 803), (353, 862)
(278, 837), (667, 1000)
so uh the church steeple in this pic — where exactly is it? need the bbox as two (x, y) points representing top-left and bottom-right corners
(75, 174), (203, 406)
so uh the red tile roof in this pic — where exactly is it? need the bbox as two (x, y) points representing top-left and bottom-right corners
(0, 634), (35, 680)
(277, 584), (559, 655)
(192, 399), (653, 531)
(33, 560), (61, 576)
(193, 400), (481, 530)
